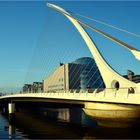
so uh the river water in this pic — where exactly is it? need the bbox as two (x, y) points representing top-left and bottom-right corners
(1, 108), (140, 139)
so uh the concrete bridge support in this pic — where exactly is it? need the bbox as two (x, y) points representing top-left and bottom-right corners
(8, 103), (15, 122)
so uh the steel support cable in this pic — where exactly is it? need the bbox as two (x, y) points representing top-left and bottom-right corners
(86, 67), (101, 88)
(71, 58), (96, 90)
(47, 3), (140, 93)
(80, 60), (102, 89)
(72, 58), (102, 91)
(69, 63), (82, 90)
(73, 12), (140, 39)
(91, 72), (104, 88)
(71, 14), (140, 61)
(47, 3), (140, 60)
(70, 58), (91, 90)
(61, 14), (107, 90)
(58, 27), (102, 91)
(57, 8), (138, 51)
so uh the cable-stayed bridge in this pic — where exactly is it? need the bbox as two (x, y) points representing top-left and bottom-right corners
(1, 3), (140, 127)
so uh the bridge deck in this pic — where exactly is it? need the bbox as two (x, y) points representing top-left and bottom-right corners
(1, 88), (140, 105)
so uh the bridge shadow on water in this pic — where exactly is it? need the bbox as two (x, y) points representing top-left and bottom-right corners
(2, 103), (140, 139)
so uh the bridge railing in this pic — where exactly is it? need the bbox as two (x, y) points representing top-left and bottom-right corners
(1, 87), (140, 98)
(30, 87), (138, 94)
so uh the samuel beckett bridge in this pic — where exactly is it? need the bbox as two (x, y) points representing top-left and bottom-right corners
(1, 3), (140, 127)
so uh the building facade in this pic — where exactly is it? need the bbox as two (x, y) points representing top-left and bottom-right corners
(43, 63), (82, 92)
(23, 82), (43, 93)
(23, 84), (32, 93)
(73, 57), (104, 90)
(43, 57), (105, 92)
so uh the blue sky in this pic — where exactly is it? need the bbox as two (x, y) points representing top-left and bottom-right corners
(0, 1), (140, 93)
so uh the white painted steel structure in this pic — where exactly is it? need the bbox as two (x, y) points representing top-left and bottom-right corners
(1, 3), (140, 127)
(47, 3), (140, 90)
(1, 89), (140, 127)
(0, 88), (140, 105)
(46, 4), (140, 126)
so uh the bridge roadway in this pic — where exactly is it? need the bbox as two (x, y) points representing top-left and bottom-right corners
(1, 88), (140, 105)
(1, 88), (140, 127)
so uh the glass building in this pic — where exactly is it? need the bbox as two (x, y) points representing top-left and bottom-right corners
(43, 57), (105, 93)
(73, 57), (105, 90)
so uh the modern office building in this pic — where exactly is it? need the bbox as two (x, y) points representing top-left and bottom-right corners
(23, 82), (43, 93)
(73, 57), (104, 90)
(43, 63), (82, 92)
(43, 57), (105, 92)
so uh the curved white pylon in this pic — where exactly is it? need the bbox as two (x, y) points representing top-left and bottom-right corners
(47, 3), (136, 88)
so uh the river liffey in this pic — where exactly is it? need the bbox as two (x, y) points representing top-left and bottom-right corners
(1, 108), (140, 139)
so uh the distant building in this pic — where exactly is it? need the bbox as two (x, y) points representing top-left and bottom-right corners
(43, 57), (105, 92)
(23, 84), (32, 93)
(23, 82), (43, 93)
(123, 70), (140, 83)
(32, 82), (43, 93)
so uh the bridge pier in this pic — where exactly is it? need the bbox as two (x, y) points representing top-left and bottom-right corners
(2, 107), (6, 113)
(8, 103), (15, 122)
(0, 101), (7, 114)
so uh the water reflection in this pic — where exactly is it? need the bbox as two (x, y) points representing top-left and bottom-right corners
(8, 122), (15, 139)
(0, 113), (24, 139)
(14, 108), (140, 139)
(58, 108), (70, 122)
(42, 108), (86, 124)
(1, 108), (140, 139)
(14, 108), (88, 139)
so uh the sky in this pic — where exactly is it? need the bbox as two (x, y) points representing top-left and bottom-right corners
(0, 1), (140, 93)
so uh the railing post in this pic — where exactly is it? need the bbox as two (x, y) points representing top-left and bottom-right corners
(104, 88), (106, 97)
(127, 88), (129, 98)
(94, 89), (97, 96)
(86, 90), (88, 96)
